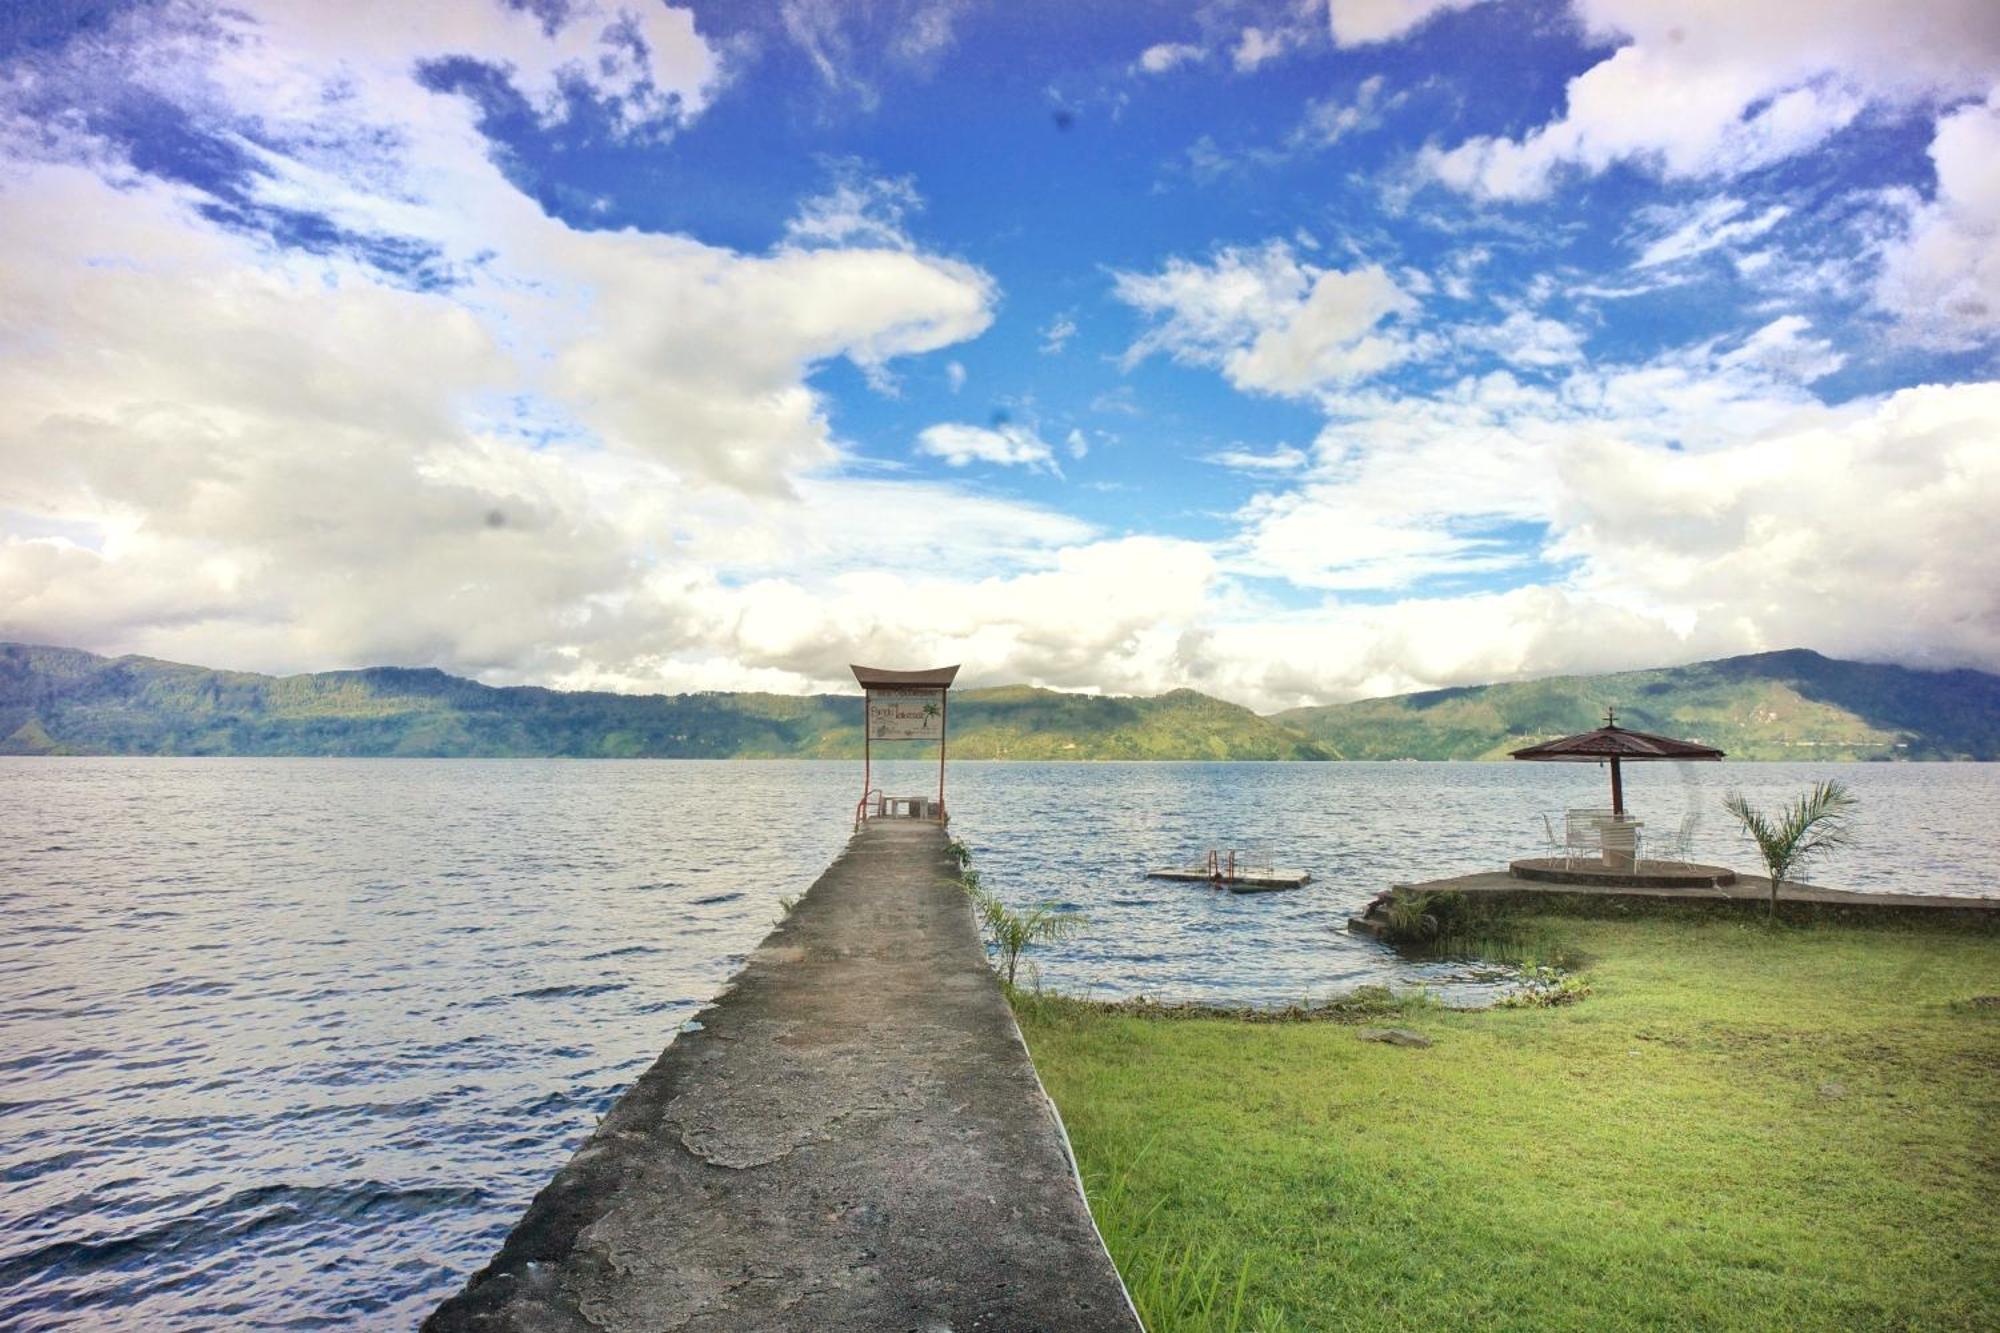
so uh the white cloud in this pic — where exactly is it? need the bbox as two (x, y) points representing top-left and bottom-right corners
(1327, 1), (1488, 48)
(1202, 445), (1311, 472)
(915, 423), (1059, 472)
(1547, 381), (2000, 669)
(199, 0), (727, 142)
(1232, 27), (1292, 73)
(785, 168), (923, 249)
(1876, 90), (2000, 349)
(1419, 0), (2000, 200)
(1136, 42), (1204, 75)
(1041, 311), (1079, 355)
(5, 0), (1997, 716)
(1631, 197), (1791, 269)
(1456, 308), (1587, 368)
(1114, 241), (1418, 396)
(0, 1), (1014, 685)
(1290, 75), (1390, 149)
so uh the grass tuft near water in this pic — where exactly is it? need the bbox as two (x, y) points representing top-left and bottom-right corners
(1020, 911), (2000, 1331)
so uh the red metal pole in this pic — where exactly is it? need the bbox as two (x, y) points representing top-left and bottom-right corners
(937, 689), (948, 819)
(862, 690), (872, 821)
(1610, 756), (1624, 817)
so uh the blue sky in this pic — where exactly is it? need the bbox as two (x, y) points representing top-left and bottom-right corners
(1, 0), (1997, 708)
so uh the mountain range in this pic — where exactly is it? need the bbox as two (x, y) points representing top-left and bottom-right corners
(3, 643), (1995, 761)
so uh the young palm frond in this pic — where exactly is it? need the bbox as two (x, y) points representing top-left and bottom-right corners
(1722, 780), (1858, 919)
(965, 886), (1087, 986)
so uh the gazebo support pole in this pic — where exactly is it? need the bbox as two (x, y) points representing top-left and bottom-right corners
(937, 690), (948, 818)
(1610, 756), (1624, 818)
(862, 696), (872, 820)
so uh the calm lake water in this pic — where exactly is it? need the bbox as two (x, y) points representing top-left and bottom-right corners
(3, 758), (1995, 1328)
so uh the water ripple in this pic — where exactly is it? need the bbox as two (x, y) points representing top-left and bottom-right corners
(0, 756), (1991, 1327)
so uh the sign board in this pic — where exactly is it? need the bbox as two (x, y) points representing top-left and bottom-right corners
(867, 687), (945, 741)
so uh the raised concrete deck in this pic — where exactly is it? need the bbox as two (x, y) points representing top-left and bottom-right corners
(1350, 865), (2000, 934)
(427, 821), (1139, 1333)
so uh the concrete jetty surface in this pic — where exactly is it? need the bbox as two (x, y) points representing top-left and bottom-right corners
(1351, 867), (2000, 935)
(426, 821), (1139, 1333)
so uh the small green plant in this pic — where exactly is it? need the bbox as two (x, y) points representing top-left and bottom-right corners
(964, 885), (1086, 988)
(1723, 780), (1859, 920)
(945, 838), (973, 870)
(1496, 964), (1592, 1008)
(1378, 888), (1469, 944)
(772, 892), (801, 924)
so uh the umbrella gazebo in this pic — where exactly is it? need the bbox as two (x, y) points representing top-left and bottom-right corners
(1510, 707), (1724, 817)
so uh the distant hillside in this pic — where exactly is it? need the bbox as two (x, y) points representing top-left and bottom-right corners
(4, 643), (1993, 761)
(1273, 649), (2000, 761)
(0, 644), (1328, 760)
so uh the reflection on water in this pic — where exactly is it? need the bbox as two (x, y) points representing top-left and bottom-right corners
(2, 757), (1993, 1327)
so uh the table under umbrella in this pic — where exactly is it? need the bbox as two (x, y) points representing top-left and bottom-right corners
(1509, 707), (1725, 816)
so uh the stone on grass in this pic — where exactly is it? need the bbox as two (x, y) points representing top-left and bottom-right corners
(1357, 1027), (1432, 1048)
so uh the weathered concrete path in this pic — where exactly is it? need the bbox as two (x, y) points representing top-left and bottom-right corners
(427, 821), (1139, 1333)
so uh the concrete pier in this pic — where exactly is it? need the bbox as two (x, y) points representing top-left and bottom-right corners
(426, 821), (1139, 1332)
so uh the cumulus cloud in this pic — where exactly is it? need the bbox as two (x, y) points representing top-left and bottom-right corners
(5, 0), (1997, 716)
(1135, 42), (1204, 75)
(1114, 241), (1418, 396)
(1876, 90), (2000, 349)
(1419, 0), (2000, 200)
(0, 1), (1014, 683)
(1549, 381), (2000, 668)
(1455, 308), (1587, 368)
(1327, 0), (1488, 48)
(785, 167), (924, 249)
(915, 423), (1060, 472)
(1232, 27), (1293, 72)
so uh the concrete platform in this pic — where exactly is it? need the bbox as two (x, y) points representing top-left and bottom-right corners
(426, 821), (1139, 1333)
(1349, 865), (2000, 935)
(1508, 857), (1736, 888)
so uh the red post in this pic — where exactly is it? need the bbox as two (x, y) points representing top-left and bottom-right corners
(861, 689), (872, 821)
(936, 689), (948, 819)
(1610, 756), (1624, 818)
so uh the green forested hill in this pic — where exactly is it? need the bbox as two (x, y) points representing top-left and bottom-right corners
(1272, 649), (2000, 761)
(0, 644), (1326, 759)
(2, 643), (1993, 760)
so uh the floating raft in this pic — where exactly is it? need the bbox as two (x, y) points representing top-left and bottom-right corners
(1147, 867), (1312, 893)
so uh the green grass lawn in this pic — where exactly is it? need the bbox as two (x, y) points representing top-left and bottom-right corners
(1017, 912), (2000, 1332)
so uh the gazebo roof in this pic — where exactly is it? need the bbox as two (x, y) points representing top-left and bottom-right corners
(850, 664), (960, 690)
(1509, 709), (1724, 763)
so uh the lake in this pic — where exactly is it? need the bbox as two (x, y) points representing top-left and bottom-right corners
(3, 758), (1994, 1328)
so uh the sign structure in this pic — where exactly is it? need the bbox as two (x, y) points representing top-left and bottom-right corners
(850, 664), (960, 824)
(867, 687), (946, 741)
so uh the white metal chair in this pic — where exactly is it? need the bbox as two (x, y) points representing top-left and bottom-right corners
(1650, 813), (1699, 869)
(1564, 808), (1609, 865)
(1539, 813), (1573, 868)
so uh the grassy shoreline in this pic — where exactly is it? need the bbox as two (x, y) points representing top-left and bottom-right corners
(1018, 909), (2000, 1331)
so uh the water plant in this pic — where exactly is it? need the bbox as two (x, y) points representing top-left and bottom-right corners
(1377, 888), (1470, 944)
(1722, 779), (1859, 919)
